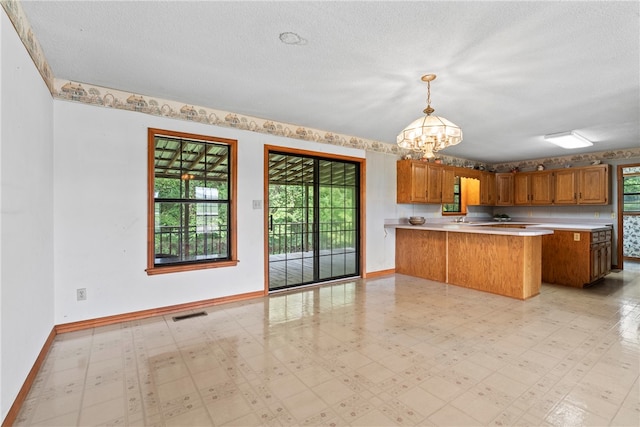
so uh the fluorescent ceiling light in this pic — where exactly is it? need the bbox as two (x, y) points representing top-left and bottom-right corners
(544, 131), (593, 149)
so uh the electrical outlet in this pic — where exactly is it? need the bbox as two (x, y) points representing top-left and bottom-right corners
(252, 200), (262, 209)
(611, 212), (615, 218)
(528, 210), (532, 217)
(573, 233), (580, 241)
(594, 212), (600, 218)
(77, 288), (87, 301)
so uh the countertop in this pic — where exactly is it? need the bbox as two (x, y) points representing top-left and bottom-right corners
(389, 223), (554, 236)
(386, 221), (612, 236)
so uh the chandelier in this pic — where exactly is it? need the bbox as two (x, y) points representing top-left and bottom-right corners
(397, 74), (462, 159)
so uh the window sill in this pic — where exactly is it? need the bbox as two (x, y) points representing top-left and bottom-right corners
(146, 259), (239, 275)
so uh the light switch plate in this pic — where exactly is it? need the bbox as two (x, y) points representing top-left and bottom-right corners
(252, 200), (262, 209)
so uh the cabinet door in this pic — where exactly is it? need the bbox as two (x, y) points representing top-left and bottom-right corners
(397, 160), (428, 203)
(441, 167), (456, 204)
(495, 173), (514, 205)
(513, 173), (531, 205)
(590, 243), (601, 282)
(554, 170), (578, 205)
(531, 172), (555, 205)
(479, 172), (496, 205)
(426, 164), (443, 203)
(578, 165), (610, 204)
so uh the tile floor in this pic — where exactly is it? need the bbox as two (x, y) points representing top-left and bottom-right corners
(15, 267), (640, 426)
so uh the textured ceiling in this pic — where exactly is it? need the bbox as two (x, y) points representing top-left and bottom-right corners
(19, 1), (640, 163)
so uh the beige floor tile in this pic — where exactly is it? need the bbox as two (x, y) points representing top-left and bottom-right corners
(428, 403), (485, 426)
(396, 386), (446, 418)
(156, 376), (197, 402)
(205, 393), (253, 425)
(77, 397), (126, 425)
(164, 406), (212, 426)
(82, 378), (125, 408)
(544, 400), (610, 426)
(280, 389), (327, 421)
(313, 377), (356, 405)
(30, 392), (83, 424)
(350, 407), (397, 426)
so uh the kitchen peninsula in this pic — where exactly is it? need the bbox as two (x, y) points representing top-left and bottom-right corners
(392, 223), (553, 299)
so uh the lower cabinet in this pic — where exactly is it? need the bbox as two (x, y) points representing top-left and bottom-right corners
(590, 230), (612, 282)
(542, 228), (612, 287)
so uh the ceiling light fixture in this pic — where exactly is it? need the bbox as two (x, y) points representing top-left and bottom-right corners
(543, 131), (593, 149)
(397, 74), (462, 159)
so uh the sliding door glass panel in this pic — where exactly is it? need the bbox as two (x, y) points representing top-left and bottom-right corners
(268, 153), (359, 290)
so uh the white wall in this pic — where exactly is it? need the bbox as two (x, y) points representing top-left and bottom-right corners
(364, 150), (398, 272)
(0, 9), (55, 420)
(53, 100), (373, 324)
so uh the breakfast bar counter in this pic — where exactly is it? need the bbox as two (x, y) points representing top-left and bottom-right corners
(389, 224), (553, 300)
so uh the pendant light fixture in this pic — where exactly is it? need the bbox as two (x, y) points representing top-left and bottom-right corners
(397, 74), (462, 159)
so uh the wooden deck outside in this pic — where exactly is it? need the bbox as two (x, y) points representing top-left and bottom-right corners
(269, 249), (357, 290)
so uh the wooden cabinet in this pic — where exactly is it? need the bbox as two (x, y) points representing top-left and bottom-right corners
(495, 173), (514, 205)
(398, 162), (609, 207)
(578, 165), (610, 204)
(541, 227), (612, 287)
(554, 169), (578, 204)
(531, 172), (555, 205)
(513, 173), (530, 205)
(441, 166), (456, 204)
(397, 160), (443, 203)
(495, 165), (609, 207)
(590, 229), (612, 282)
(426, 164), (444, 203)
(479, 172), (496, 205)
(514, 172), (555, 205)
(554, 164), (610, 205)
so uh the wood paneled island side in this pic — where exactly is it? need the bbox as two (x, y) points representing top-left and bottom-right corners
(393, 224), (552, 300)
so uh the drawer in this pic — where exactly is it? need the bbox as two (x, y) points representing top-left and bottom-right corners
(591, 231), (609, 243)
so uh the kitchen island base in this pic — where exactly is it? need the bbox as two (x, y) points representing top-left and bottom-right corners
(396, 228), (542, 300)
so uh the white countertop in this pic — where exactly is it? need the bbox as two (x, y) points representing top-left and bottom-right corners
(386, 221), (612, 236)
(390, 223), (554, 236)
(522, 223), (611, 232)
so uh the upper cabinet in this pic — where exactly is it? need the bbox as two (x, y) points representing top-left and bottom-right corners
(514, 171), (554, 205)
(398, 161), (610, 207)
(577, 165), (610, 204)
(426, 164), (444, 203)
(397, 160), (429, 203)
(479, 172), (496, 205)
(495, 173), (514, 206)
(441, 166), (456, 204)
(397, 160), (445, 203)
(497, 165), (610, 207)
(554, 169), (578, 204)
(554, 164), (610, 205)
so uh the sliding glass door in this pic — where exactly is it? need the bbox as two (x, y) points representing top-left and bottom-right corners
(268, 151), (360, 291)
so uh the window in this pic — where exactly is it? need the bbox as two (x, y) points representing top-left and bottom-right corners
(443, 176), (461, 213)
(623, 173), (640, 212)
(147, 128), (237, 275)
